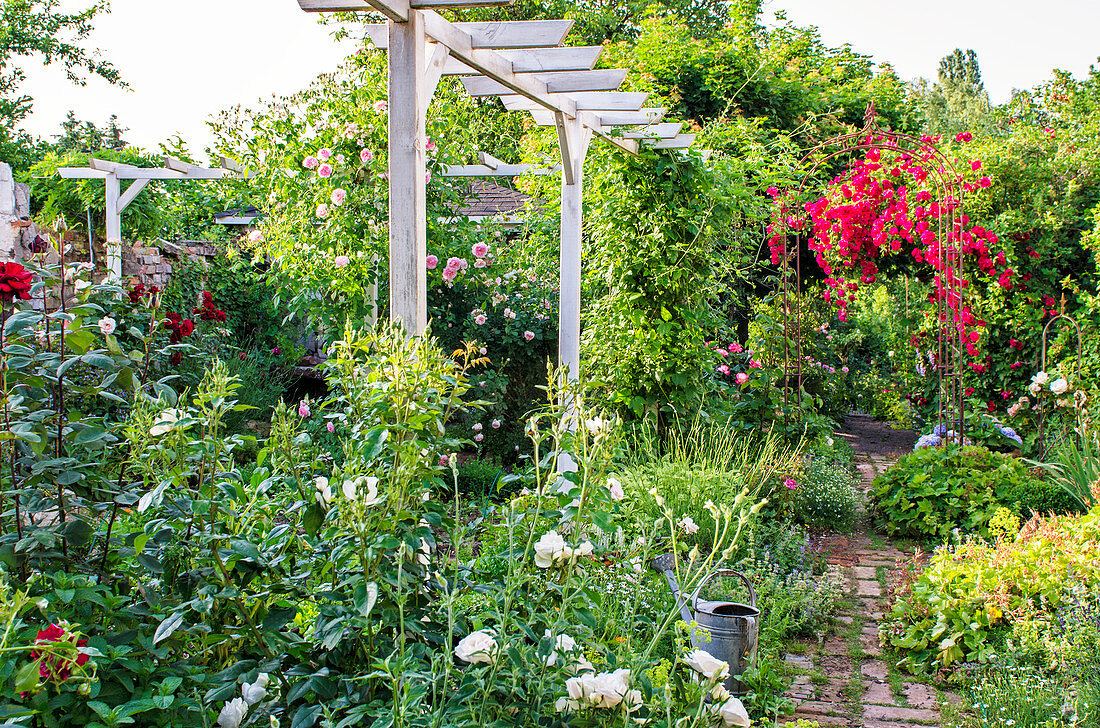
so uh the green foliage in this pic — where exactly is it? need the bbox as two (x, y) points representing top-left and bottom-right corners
(881, 506), (1100, 671)
(871, 445), (1063, 540)
(454, 458), (503, 499)
(584, 149), (732, 420)
(790, 450), (859, 531)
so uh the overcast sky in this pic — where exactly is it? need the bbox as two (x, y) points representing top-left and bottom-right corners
(18, 1), (1100, 160)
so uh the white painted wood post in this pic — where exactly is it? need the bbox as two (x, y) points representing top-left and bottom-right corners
(387, 11), (428, 335)
(557, 115), (591, 383)
(104, 172), (122, 280)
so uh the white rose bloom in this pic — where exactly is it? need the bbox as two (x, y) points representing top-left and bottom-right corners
(678, 516), (700, 535)
(572, 657), (596, 675)
(586, 668), (631, 708)
(584, 417), (606, 435)
(242, 673), (269, 705)
(1050, 378), (1069, 395)
(554, 697), (578, 713)
(454, 629), (497, 664)
(1032, 371), (1050, 386)
(217, 697), (248, 728)
(545, 631), (577, 666)
(573, 541), (594, 558)
(360, 476), (382, 505)
(341, 479), (357, 500)
(711, 683), (732, 702)
(314, 476), (333, 505)
(683, 649), (731, 681)
(715, 696), (751, 727)
(533, 530), (568, 568)
(607, 477), (625, 501)
(565, 675), (588, 701)
(624, 689), (643, 713)
(98, 317), (116, 335)
(150, 409), (182, 437)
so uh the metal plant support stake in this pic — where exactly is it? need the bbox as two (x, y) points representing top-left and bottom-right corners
(780, 104), (969, 440)
(1037, 295), (1083, 455)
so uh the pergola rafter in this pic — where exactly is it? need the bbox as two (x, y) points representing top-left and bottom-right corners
(56, 157), (233, 280)
(298, 0), (697, 383)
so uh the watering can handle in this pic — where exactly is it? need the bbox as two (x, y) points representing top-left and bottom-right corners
(690, 569), (756, 610)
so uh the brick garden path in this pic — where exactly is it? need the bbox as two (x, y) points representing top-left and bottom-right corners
(780, 415), (957, 728)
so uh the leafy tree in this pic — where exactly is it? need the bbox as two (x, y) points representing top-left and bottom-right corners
(53, 109), (127, 153)
(0, 0), (123, 176)
(914, 48), (993, 137)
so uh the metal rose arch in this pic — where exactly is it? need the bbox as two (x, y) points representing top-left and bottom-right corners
(297, 0), (696, 387)
(769, 104), (981, 442)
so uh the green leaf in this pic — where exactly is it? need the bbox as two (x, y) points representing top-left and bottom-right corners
(153, 612), (185, 644)
(14, 661), (40, 694)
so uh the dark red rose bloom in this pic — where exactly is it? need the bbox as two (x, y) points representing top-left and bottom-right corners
(30, 624), (88, 681)
(0, 262), (33, 302)
(178, 319), (194, 337)
(170, 352), (182, 366)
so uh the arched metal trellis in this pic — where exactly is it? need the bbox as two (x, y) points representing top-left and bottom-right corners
(777, 104), (971, 441)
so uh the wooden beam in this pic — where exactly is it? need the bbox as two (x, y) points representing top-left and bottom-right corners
(441, 163), (559, 176)
(501, 91), (648, 112)
(410, 0), (514, 6)
(118, 178), (152, 211)
(651, 134), (696, 149)
(423, 42), (450, 114)
(461, 68), (627, 96)
(419, 10), (577, 119)
(442, 45), (602, 75)
(528, 107), (667, 127)
(57, 168), (108, 179)
(163, 156), (227, 179)
(364, 19), (572, 49)
(621, 122), (684, 139)
(478, 151), (504, 169)
(104, 173), (122, 280)
(300, 0), (514, 13)
(298, 0), (408, 22)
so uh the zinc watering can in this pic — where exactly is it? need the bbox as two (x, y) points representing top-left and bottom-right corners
(651, 554), (760, 696)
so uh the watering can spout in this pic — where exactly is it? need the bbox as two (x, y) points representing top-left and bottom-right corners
(649, 553), (695, 623)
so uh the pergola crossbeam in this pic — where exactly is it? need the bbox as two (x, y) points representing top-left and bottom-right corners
(461, 68), (629, 96)
(364, 20), (574, 49)
(442, 46), (602, 75)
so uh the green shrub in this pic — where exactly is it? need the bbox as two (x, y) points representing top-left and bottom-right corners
(791, 453), (860, 531)
(871, 445), (1057, 540)
(455, 458), (503, 499)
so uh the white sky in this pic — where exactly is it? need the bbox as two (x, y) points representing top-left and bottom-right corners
(17, 1), (1100, 159)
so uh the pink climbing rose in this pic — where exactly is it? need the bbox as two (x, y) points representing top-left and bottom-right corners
(442, 268), (457, 281)
(360, 149), (374, 164)
(331, 188), (347, 206)
(334, 255), (350, 268)
(784, 478), (798, 490)
(735, 372), (749, 385)
(298, 400), (311, 418)
(316, 204), (330, 219)
(475, 314), (487, 325)
(318, 148), (332, 161)
(524, 331), (535, 341)
(318, 163), (333, 179)
(327, 422), (336, 433)
(373, 100), (388, 113)
(302, 156), (318, 169)
(472, 243), (489, 258)
(426, 255), (438, 269)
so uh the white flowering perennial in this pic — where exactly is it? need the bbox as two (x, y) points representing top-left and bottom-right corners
(454, 629), (497, 664)
(533, 530), (594, 569)
(557, 668), (641, 712)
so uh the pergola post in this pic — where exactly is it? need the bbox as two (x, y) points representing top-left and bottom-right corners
(387, 11), (429, 335)
(556, 114), (592, 384)
(104, 172), (122, 280)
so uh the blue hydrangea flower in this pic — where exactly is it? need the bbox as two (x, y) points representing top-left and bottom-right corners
(998, 425), (1023, 445)
(915, 433), (942, 449)
(933, 423), (947, 437)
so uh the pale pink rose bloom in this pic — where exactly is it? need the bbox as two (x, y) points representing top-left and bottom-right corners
(318, 163), (333, 178)
(247, 230), (263, 244)
(334, 255), (350, 268)
(442, 268), (457, 281)
(98, 317), (116, 335)
(316, 203), (330, 218)
(298, 401), (311, 418)
(373, 100), (388, 113)
(458, 258), (468, 270)
(425, 171), (432, 184)
(331, 188), (347, 206)
(302, 156), (318, 169)
(318, 148), (332, 161)
(426, 255), (438, 269)
(491, 419), (501, 429)
(360, 148), (374, 164)
(475, 314), (487, 325)
(472, 243), (489, 258)
(336, 154), (345, 164)
(446, 257), (462, 270)
(440, 454), (451, 467)
(327, 422), (336, 433)
(474, 259), (487, 268)
(472, 423), (483, 432)
(524, 331), (535, 341)
(474, 433), (484, 442)
(718, 364), (730, 375)
(380, 172), (390, 181)
(424, 136), (436, 152)
(735, 372), (749, 385)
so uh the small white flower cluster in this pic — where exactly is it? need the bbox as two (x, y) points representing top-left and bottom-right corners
(314, 475), (382, 507)
(533, 530), (594, 568)
(558, 668), (641, 712)
(217, 673), (269, 728)
(1028, 370), (1071, 397)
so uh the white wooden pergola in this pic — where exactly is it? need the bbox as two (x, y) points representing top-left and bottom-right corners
(56, 157), (230, 280)
(299, 0), (695, 381)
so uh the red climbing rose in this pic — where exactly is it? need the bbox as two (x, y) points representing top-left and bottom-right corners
(0, 262), (33, 302)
